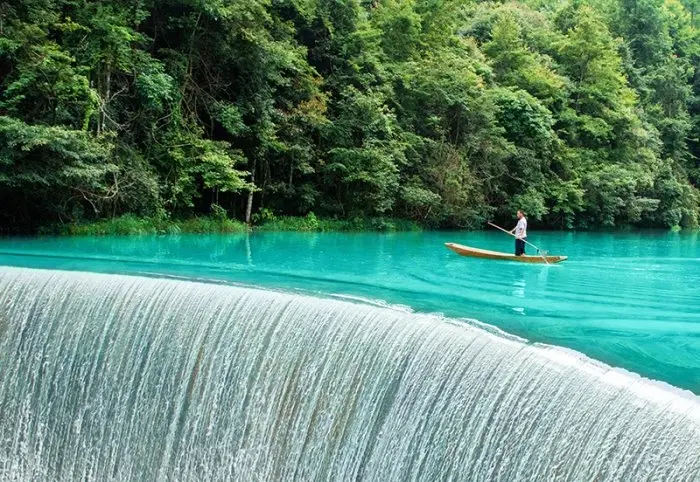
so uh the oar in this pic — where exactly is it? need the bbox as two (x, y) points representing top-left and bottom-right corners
(487, 221), (550, 264)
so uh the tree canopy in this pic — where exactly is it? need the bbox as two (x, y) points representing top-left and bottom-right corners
(1, 0), (698, 231)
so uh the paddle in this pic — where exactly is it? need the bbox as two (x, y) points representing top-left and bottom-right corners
(487, 221), (550, 264)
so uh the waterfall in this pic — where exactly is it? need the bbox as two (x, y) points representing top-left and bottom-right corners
(0, 267), (698, 481)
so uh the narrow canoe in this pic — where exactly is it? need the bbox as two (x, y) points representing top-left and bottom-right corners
(445, 243), (568, 264)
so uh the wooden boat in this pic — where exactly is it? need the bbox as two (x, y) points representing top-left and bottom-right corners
(445, 243), (567, 264)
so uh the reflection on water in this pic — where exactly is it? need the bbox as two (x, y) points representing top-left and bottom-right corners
(512, 279), (526, 298)
(0, 230), (699, 393)
(511, 277), (526, 315)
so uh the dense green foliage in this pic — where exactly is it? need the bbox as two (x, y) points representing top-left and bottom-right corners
(55, 214), (248, 236)
(255, 212), (421, 231)
(1, 0), (698, 232)
(53, 212), (419, 235)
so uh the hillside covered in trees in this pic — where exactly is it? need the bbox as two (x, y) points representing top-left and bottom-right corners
(1, 0), (698, 232)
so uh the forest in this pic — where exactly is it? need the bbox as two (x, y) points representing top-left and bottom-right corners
(0, 0), (698, 232)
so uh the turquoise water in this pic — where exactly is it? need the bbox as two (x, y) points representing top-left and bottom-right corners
(0, 231), (698, 393)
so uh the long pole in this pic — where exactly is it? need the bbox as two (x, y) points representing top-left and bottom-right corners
(487, 221), (549, 263)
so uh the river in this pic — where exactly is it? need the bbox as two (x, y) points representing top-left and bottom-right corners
(1, 230), (698, 393)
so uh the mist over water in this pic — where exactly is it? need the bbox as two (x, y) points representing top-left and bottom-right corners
(1, 268), (699, 481)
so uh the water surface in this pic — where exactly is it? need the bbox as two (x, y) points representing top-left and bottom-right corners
(4, 268), (699, 480)
(0, 231), (698, 393)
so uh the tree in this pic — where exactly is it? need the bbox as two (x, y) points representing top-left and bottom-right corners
(0, 0), (698, 231)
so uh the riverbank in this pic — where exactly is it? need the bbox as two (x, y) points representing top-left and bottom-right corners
(21, 213), (697, 237)
(48, 213), (423, 236)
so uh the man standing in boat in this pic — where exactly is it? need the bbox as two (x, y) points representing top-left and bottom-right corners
(511, 210), (527, 256)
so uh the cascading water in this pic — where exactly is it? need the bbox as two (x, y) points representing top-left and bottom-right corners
(0, 267), (699, 481)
